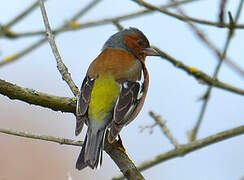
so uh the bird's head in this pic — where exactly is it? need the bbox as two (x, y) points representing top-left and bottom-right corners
(103, 27), (159, 61)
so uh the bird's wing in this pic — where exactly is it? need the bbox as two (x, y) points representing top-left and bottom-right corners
(108, 66), (149, 143)
(76, 75), (95, 136)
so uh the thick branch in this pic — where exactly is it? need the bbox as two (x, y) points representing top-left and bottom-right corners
(114, 125), (244, 179)
(0, 77), (144, 179)
(0, 78), (76, 113)
(105, 140), (145, 180)
(1, 78), (244, 179)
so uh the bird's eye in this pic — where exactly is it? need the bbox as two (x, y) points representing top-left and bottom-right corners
(137, 39), (143, 46)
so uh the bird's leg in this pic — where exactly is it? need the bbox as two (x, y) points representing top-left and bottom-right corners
(116, 134), (126, 153)
(105, 130), (126, 153)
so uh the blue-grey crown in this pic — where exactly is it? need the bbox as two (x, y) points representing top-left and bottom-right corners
(102, 27), (149, 56)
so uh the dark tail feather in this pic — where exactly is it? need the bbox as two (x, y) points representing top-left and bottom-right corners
(75, 113), (89, 136)
(76, 127), (105, 170)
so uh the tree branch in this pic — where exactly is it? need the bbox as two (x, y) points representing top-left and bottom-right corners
(0, 128), (82, 146)
(0, 0), (100, 67)
(113, 124), (244, 179)
(0, 38), (46, 66)
(149, 111), (179, 148)
(0, 127), (145, 180)
(132, 0), (244, 29)
(153, 46), (244, 96)
(189, 0), (244, 141)
(0, 0), (48, 38)
(132, 0), (244, 78)
(1, 77), (244, 179)
(0, 78), (76, 113)
(39, 0), (79, 97)
(105, 139), (145, 180)
(219, 0), (227, 26)
(0, 0), (197, 39)
(4, 0), (244, 39)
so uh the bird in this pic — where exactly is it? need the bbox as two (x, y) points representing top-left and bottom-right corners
(75, 27), (159, 170)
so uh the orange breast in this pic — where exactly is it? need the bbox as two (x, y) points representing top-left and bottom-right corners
(88, 48), (142, 82)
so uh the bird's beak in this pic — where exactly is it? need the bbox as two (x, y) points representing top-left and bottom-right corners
(143, 47), (160, 56)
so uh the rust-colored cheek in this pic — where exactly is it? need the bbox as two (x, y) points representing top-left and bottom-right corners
(123, 34), (141, 58)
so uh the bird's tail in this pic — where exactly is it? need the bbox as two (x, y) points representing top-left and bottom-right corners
(76, 126), (105, 170)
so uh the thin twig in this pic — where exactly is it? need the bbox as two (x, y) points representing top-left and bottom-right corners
(139, 123), (158, 134)
(0, 38), (46, 66)
(0, 0), (197, 39)
(98, 17), (244, 96)
(1, 80), (244, 180)
(5, 0), (244, 39)
(39, 0), (79, 96)
(7, 0), (48, 27)
(153, 46), (244, 96)
(113, 21), (124, 31)
(132, 0), (244, 29)
(149, 111), (179, 148)
(70, 0), (101, 21)
(0, 0), (48, 37)
(189, 0), (244, 141)
(0, 0), (101, 67)
(133, 0), (244, 78)
(113, 124), (244, 180)
(0, 127), (145, 180)
(0, 128), (82, 146)
(0, 77), (243, 179)
(2, 0), (243, 77)
(219, 0), (228, 26)
(2, 125), (244, 180)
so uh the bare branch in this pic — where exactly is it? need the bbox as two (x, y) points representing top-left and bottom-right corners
(8, 0), (48, 27)
(0, 0), (201, 39)
(70, 0), (101, 21)
(0, 128), (82, 146)
(0, 38), (46, 66)
(149, 111), (179, 148)
(0, 0), (48, 38)
(39, 0), (79, 96)
(0, 78), (76, 113)
(105, 139), (145, 180)
(139, 123), (157, 134)
(0, 126), (145, 180)
(1, 77), (243, 180)
(114, 124), (244, 179)
(219, 0), (228, 26)
(113, 21), (124, 31)
(0, 0), (100, 67)
(4, 0), (244, 39)
(189, 0), (244, 141)
(132, 0), (244, 29)
(132, 0), (244, 78)
(153, 46), (244, 96)
(3, 0), (243, 78)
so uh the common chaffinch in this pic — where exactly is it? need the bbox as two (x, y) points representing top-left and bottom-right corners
(75, 27), (159, 170)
